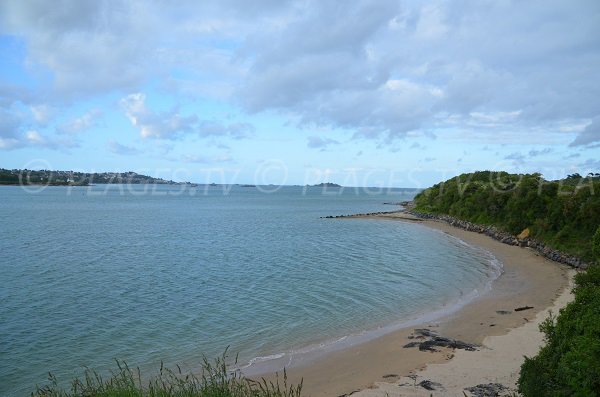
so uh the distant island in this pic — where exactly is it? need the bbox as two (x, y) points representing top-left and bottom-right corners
(310, 182), (342, 188)
(0, 168), (191, 186)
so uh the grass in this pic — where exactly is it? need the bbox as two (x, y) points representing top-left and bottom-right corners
(32, 351), (302, 397)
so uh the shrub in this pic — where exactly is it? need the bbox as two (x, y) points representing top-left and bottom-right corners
(518, 265), (600, 396)
(33, 351), (302, 397)
(593, 226), (600, 262)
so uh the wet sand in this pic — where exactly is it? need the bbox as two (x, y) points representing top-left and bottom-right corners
(255, 212), (573, 397)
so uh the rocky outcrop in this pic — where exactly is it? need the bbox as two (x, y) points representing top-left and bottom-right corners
(408, 210), (588, 269)
(465, 383), (507, 397)
(403, 328), (478, 352)
(320, 210), (404, 219)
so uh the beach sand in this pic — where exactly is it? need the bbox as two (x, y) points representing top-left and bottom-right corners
(255, 212), (574, 397)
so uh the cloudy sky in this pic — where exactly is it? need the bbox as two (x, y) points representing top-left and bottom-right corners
(0, 0), (599, 187)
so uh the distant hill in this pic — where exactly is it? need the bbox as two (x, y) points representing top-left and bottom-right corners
(0, 168), (188, 186)
(310, 182), (342, 187)
(413, 171), (600, 261)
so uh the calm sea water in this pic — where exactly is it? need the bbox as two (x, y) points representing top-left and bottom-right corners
(0, 185), (501, 395)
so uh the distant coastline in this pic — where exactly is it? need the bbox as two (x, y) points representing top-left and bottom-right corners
(0, 168), (193, 186)
(309, 182), (342, 188)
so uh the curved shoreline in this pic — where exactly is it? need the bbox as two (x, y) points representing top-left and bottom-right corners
(257, 212), (573, 396)
(241, 227), (503, 378)
(241, 238), (503, 377)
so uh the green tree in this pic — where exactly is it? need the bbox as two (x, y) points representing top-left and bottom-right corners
(413, 171), (600, 260)
(593, 226), (600, 262)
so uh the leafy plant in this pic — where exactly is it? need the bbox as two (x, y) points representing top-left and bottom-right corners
(32, 351), (302, 397)
(518, 265), (600, 396)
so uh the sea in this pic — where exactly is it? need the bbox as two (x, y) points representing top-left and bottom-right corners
(0, 184), (502, 395)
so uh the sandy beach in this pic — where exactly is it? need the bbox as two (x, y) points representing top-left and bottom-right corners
(258, 212), (575, 397)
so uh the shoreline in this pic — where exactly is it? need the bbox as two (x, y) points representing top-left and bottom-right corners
(254, 211), (573, 396)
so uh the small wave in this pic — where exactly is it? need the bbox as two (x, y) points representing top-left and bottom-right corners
(241, 229), (506, 377)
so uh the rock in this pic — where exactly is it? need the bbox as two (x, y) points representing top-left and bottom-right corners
(414, 328), (439, 338)
(407, 210), (588, 269)
(514, 305), (534, 312)
(517, 227), (530, 239)
(337, 390), (360, 397)
(403, 329), (478, 352)
(419, 380), (442, 391)
(418, 341), (440, 352)
(464, 383), (507, 397)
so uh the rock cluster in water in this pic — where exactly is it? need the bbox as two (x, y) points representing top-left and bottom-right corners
(407, 210), (588, 269)
(320, 210), (402, 219)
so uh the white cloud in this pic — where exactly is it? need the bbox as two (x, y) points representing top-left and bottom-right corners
(30, 104), (54, 124)
(579, 158), (600, 171)
(25, 130), (44, 144)
(57, 109), (102, 135)
(1, 0), (599, 149)
(0, 137), (21, 149)
(0, 1), (158, 97)
(0, 107), (21, 139)
(415, 4), (448, 40)
(570, 117), (600, 147)
(107, 140), (140, 155)
(528, 148), (552, 157)
(0, 104), (80, 150)
(307, 136), (340, 150)
(120, 93), (198, 139)
(197, 121), (254, 139)
(504, 152), (526, 163)
(121, 93), (254, 140)
(18, 130), (78, 150)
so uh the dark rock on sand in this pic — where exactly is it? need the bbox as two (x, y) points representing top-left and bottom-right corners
(337, 390), (360, 397)
(404, 329), (478, 352)
(514, 305), (534, 312)
(414, 328), (439, 338)
(464, 383), (507, 397)
(419, 379), (443, 391)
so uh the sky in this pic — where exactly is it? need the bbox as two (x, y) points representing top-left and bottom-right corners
(0, 0), (599, 187)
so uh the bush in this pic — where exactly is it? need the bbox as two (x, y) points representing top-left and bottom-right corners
(593, 226), (600, 262)
(518, 265), (600, 396)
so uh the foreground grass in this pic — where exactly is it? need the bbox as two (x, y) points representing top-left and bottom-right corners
(33, 352), (302, 397)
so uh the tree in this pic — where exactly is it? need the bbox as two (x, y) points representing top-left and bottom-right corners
(593, 226), (600, 262)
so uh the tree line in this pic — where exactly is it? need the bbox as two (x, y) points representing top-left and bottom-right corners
(414, 171), (600, 261)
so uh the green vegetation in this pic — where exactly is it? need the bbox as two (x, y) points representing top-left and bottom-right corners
(414, 171), (600, 395)
(413, 171), (600, 261)
(593, 226), (600, 260)
(33, 352), (302, 397)
(0, 168), (188, 186)
(518, 263), (600, 396)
